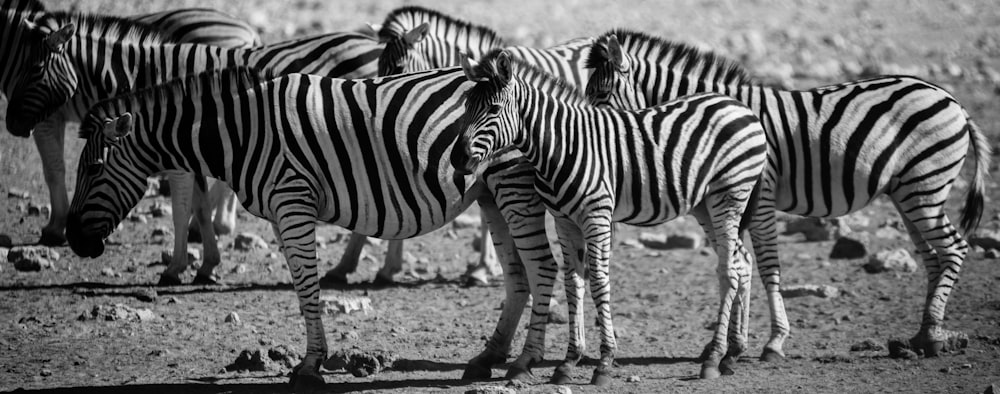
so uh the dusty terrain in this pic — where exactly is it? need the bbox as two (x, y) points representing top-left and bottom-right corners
(1, 0), (999, 393)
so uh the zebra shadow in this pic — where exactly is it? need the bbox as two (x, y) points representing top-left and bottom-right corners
(0, 379), (475, 393)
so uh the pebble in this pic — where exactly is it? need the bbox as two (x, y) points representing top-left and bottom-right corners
(149, 201), (172, 218)
(321, 295), (372, 315)
(864, 249), (917, 273)
(234, 232), (268, 251)
(100, 267), (118, 277)
(784, 217), (839, 242)
(452, 213), (481, 229)
(0, 247), (8, 265)
(781, 284), (839, 298)
(132, 288), (157, 302)
(626, 375), (641, 383)
(26, 202), (50, 217)
(7, 188), (30, 199)
(226, 349), (270, 372)
(829, 236), (868, 259)
(464, 385), (516, 394)
(850, 338), (884, 352)
(969, 230), (1000, 250)
(637, 232), (702, 250)
(80, 304), (158, 322)
(225, 312), (241, 324)
(39, 368), (52, 377)
(267, 344), (301, 369)
(230, 263), (248, 274)
(151, 226), (171, 238)
(10, 246), (60, 272)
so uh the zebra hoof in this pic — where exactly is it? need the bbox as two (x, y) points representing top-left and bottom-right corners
(719, 356), (737, 376)
(590, 369), (613, 386)
(504, 366), (534, 381)
(372, 275), (396, 286)
(289, 371), (326, 393)
(921, 340), (944, 358)
(550, 371), (572, 385)
(39, 229), (67, 247)
(461, 363), (492, 380)
(157, 274), (183, 287)
(759, 348), (784, 362)
(463, 275), (489, 288)
(192, 273), (220, 285)
(320, 270), (349, 285)
(700, 364), (722, 379)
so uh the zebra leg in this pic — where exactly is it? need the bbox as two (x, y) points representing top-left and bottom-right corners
(374, 240), (404, 284)
(693, 214), (720, 361)
(272, 198), (327, 389)
(720, 239), (753, 376)
(192, 177), (222, 284)
(158, 172), (197, 286)
(584, 217), (616, 386)
(32, 115), (68, 246)
(463, 200), (528, 380)
(552, 216), (586, 385)
(891, 198), (968, 357)
(463, 219), (499, 287)
(748, 194), (789, 362)
(323, 233), (368, 283)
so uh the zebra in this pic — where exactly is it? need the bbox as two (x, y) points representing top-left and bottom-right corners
(584, 29), (990, 360)
(453, 50), (768, 383)
(4, 12), (401, 286)
(1, 0), (260, 247)
(374, 5), (593, 289)
(65, 66), (562, 390)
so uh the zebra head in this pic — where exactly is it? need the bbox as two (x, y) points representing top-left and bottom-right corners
(377, 23), (432, 76)
(584, 33), (646, 110)
(3, 15), (77, 137)
(67, 111), (145, 259)
(453, 50), (519, 175)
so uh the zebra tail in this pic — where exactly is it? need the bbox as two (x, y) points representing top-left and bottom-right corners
(959, 120), (991, 236)
(738, 176), (763, 235)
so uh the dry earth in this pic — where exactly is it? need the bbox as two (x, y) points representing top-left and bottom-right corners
(1, 0), (999, 393)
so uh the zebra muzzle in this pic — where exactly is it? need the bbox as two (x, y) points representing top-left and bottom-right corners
(66, 213), (107, 258)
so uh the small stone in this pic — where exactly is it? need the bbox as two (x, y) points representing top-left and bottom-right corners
(341, 330), (360, 341)
(781, 284), (839, 298)
(626, 375), (641, 383)
(452, 213), (481, 229)
(621, 238), (644, 249)
(829, 236), (868, 259)
(134, 308), (157, 321)
(7, 188), (30, 199)
(127, 213), (149, 224)
(39, 368), (52, 377)
(101, 267), (117, 277)
(234, 232), (268, 251)
(464, 386), (516, 394)
(548, 297), (568, 324)
(144, 178), (161, 198)
(225, 312), (241, 324)
(874, 226), (903, 239)
(151, 226), (171, 238)
(321, 295), (372, 315)
(985, 249), (1000, 259)
(346, 349), (398, 377)
(864, 249), (917, 273)
(149, 202), (172, 218)
(0, 234), (11, 248)
(231, 263), (248, 274)
(969, 231), (1000, 250)
(267, 344), (301, 369)
(26, 202), (50, 217)
(132, 288), (157, 302)
(785, 217), (839, 242)
(0, 247), (8, 265)
(638, 232), (669, 249)
(10, 246), (59, 271)
(850, 338), (884, 352)
(226, 349), (270, 372)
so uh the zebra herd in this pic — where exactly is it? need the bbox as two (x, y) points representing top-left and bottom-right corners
(1, 1), (989, 390)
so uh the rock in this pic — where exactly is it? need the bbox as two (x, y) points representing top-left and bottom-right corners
(548, 297), (568, 324)
(225, 312), (241, 324)
(850, 338), (884, 352)
(626, 375), (641, 383)
(874, 226), (903, 240)
(340, 330), (360, 341)
(969, 231), (1000, 250)
(346, 349), (398, 377)
(26, 202), (50, 217)
(10, 246), (59, 272)
(267, 344), (301, 369)
(131, 288), (157, 302)
(621, 238), (644, 249)
(784, 217), (840, 241)
(143, 177), (161, 198)
(864, 249), (917, 273)
(226, 349), (270, 372)
(0, 234), (11, 248)
(149, 201), (172, 218)
(39, 368), (52, 377)
(100, 267), (117, 277)
(80, 304), (157, 322)
(464, 386), (516, 394)
(234, 232), (268, 251)
(151, 226), (171, 238)
(781, 284), (839, 298)
(7, 188), (30, 199)
(321, 295), (372, 315)
(0, 247), (8, 265)
(986, 249), (1000, 259)
(452, 213), (480, 229)
(230, 263), (248, 274)
(887, 338), (919, 359)
(638, 232), (702, 250)
(829, 236), (868, 259)
(127, 213), (149, 224)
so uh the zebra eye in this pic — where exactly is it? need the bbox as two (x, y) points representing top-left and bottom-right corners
(487, 104), (501, 115)
(86, 162), (103, 176)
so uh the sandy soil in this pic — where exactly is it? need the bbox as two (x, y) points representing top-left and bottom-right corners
(1, 0), (999, 393)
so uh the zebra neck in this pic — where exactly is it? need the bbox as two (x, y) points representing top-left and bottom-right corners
(0, 6), (43, 95)
(516, 88), (599, 183)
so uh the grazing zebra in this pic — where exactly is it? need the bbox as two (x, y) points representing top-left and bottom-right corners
(6, 13), (390, 285)
(375, 6), (593, 289)
(584, 30), (990, 360)
(454, 50), (768, 383)
(65, 66), (561, 390)
(1, 0), (260, 247)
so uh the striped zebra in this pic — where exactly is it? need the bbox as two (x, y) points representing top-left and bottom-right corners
(584, 30), (990, 360)
(375, 6), (592, 289)
(454, 50), (768, 383)
(1, 0), (260, 247)
(65, 66), (562, 390)
(5, 13), (392, 286)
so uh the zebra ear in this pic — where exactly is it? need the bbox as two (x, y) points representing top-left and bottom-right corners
(461, 53), (489, 82)
(104, 113), (133, 140)
(606, 34), (627, 72)
(494, 51), (512, 86)
(403, 23), (429, 46)
(45, 23), (76, 53)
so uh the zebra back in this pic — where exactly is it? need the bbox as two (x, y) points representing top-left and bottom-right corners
(131, 8), (261, 48)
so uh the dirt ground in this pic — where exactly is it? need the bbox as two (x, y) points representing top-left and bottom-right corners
(1, 0), (999, 393)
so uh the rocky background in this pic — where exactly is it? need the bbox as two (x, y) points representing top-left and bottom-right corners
(1, 0), (999, 393)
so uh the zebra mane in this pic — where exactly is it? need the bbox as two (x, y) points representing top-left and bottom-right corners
(79, 66), (266, 139)
(43, 11), (174, 45)
(378, 5), (506, 46)
(477, 49), (588, 107)
(588, 29), (754, 86)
